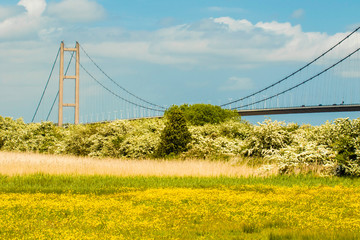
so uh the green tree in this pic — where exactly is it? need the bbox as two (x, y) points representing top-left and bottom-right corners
(179, 104), (239, 126)
(156, 106), (192, 157)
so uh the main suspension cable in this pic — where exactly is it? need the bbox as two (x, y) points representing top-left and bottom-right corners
(221, 25), (360, 107)
(80, 62), (165, 112)
(31, 47), (60, 122)
(79, 44), (165, 109)
(233, 47), (360, 110)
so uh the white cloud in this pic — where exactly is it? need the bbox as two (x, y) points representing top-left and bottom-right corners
(214, 17), (253, 32)
(47, 0), (105, 22)
(255, 21), (301, 36)
(18, 0), (46, 17)
(220, 77), (253, 91)
(0, 0), (107, 41)
(77, 17), (359, 70)
(84, 41), (198, 65)
(292, 9), (305, 19)
(0, 0), (47, 40)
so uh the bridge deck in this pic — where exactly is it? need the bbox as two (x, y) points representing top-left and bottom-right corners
(237, 104), (360, 116)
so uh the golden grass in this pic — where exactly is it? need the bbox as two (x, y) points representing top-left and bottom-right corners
(0, 151), (277, 177)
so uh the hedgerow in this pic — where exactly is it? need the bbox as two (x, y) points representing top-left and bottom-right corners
(1, 113), (360, 176)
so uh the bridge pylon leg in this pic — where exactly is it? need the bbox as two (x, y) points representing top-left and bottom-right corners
(58, 41), (80, 127)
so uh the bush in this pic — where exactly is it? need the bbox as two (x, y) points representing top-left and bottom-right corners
(0, 117), (28, 151)
(184, 120), (245, 160)
(64, 124), (100, 156)
(24, 122), (65, 154)
(330, 118), (360, 176)
(156, 106), (192, 157)
(178, 104), (239, 126)
(241, 119), (296, 157)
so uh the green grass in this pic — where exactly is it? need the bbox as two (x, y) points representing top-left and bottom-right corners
(267, 230), (360, 240)
(1, 174), (360, 194)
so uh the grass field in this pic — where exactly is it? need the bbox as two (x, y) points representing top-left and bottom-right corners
(0, 151), (275, 177)
(1, 152), (360, 239)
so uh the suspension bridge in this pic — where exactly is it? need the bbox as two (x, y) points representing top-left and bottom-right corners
(32, 26), (360, 126)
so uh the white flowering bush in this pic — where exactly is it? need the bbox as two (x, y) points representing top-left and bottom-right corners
(241, 119), (297, 157)
(0, 116), (27, 150)
(311, 118), (360, 176)
(2, 114), (360, 176)
(116, 118), (163, 158)
(265, 142), (336, 174)
(0, 117), (65, 153)
(65, 119), (164, 158)
(219, 120), (252, 140)
(22, 122), (65, 154)
(184, 120), (245, 160)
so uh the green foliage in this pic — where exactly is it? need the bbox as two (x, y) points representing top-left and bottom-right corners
(3, 113), (360, 176)
(3, 174), (360, 194)
(63, 119), (163, 159)
(0, 116), (27, 150)
(308, 118), (360, 176)
(176, 103), (239, 126)
(0, 118), (65, 153)
(156, 106), (192, 157)
(330, 119), (360, 176)
(64, 124), (100, 156)
(24, 122), (65, 154)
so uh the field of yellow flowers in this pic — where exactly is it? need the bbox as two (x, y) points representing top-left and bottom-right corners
(1, 180), (360, 239)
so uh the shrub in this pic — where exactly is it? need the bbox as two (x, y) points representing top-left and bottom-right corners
(184, 120), (245, 160)
(0, 117), (27, 151)
(63, 124), (100, 156)
(241, 119), (295, 157)
(156, 106), (192, 157)
(219, 120), (252, 140)
(265, 143), (336, 175)
(178, 104), (239, 126)
(331, 118), (360, 176)
(114, 119), (163, 158)
(24, 122), (65, 154)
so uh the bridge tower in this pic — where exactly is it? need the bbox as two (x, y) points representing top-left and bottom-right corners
(58, 41), (80, 127)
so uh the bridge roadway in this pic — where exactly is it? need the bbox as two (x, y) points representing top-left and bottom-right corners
(237, 104), (360, 116)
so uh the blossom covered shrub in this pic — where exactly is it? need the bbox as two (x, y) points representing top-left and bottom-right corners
(64, 119), (163, 159)
(2, 114), (360, 176)
(312, 118), (360, 176)
(183, 121), (244, 160)
(0, 117), (64, 153)
(241, 119), (297, 157)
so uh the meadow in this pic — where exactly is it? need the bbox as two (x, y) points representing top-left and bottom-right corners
(2, 185), (360, 239)
(1, 152), (360, 239)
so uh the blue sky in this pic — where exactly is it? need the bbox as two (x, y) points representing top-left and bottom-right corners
(1, 0), (360, 125)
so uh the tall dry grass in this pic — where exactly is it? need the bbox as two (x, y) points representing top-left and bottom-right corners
(0, 151), (277, 177)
